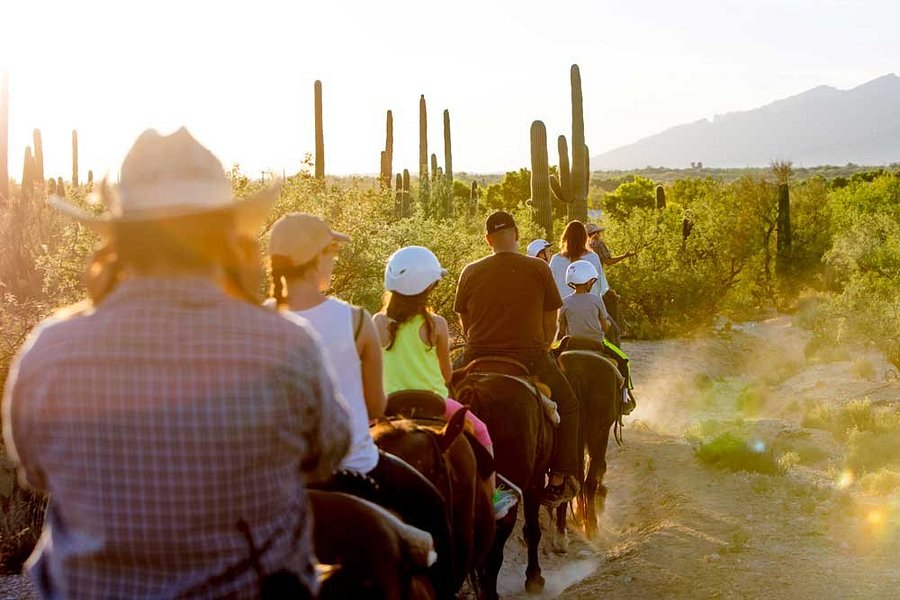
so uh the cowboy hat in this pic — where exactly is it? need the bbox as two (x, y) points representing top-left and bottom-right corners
(585, 223), (606, 235)
(50, 127), (279, 236)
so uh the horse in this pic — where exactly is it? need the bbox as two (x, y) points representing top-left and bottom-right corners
(454, 366), (555, 599)
(310, 490), (437, 600)
(553, 346), (622, 545)
(371, 400), (495, 598)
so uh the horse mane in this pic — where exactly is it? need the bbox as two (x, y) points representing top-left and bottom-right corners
(370, 418), (424, 443)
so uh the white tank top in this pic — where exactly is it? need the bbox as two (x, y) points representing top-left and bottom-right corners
(293, 298), (379, 473)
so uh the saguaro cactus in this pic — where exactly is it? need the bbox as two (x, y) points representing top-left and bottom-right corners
(47, 177), (57, 195)
(569, 64), (587, 223)
(72, 130), (79, 186)
(776, 183), (792, 275)
(0, 72), (8, 201)
(314, 80), (324, 180)
(530, 121), (552, 239)
(443, 109), (453, 186)
(380, 151), (390, 190)
(402, 169), (411, 217)
(22, 146), (35, 200)
(87, 170), (94, 187)
(550, 135), (573, 204)
(430, 153), (438, 182)
(56, 176), (64, 198)
(418, 95), (429, 197)
(395, 173), (403, 216)
(33, 129), (44, 183)
(380, 110), (393, 188)
(656, 185), (666, 209)
(470, 180), (478, 214)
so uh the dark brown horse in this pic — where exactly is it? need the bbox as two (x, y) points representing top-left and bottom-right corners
(310, 490), (437, 600)
(554, 348), (621, 543)
(371, 406), (495, 598)
(454, 371), (555, 599)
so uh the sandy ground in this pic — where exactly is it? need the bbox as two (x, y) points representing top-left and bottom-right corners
(3, 316), (899, 599)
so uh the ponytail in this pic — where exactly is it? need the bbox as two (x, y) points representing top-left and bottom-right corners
(268, 254), (316, 307)
(382, 287), (435, 350)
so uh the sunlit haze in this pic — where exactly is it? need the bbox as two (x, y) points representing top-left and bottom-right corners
(2, 0), (898, 179)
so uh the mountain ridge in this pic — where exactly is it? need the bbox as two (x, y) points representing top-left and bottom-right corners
(593, 74), (900, 168)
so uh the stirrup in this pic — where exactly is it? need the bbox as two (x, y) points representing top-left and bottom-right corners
(495, 473), (523, 499)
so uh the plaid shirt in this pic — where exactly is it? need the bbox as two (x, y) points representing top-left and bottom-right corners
(590, 237), (612, 262)
(2, 277), (350, 599)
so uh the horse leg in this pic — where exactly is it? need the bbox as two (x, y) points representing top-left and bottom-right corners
(478, 505), (516, 600)
(551, 503), (569, 554)
(523, 488), (545, 594)
(583, 425), (611, 539)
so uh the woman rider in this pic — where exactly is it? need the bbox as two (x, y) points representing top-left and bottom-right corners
(266, 213), (454, 597)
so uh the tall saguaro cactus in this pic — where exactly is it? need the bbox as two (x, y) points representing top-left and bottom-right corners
(530, 121), (552, 239)
(33, 129), (44, 183)
(0, 72), (8, 201)
(776, 183), (792, 276)
(72, 130), (79, 186)
(443, 109), (453, 186)
(430, 153), (438, 182)
(569, 64), (587, 223)
(314, 80), (325, 180)
(56, 176), (64, 197)
(22, 146), (35, 200)
(380, 110), (393, 188)
(419, 95), (428, 181)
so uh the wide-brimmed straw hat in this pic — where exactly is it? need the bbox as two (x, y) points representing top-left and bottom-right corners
(585, 223), (606, 235)
(50, 127), (279, 236)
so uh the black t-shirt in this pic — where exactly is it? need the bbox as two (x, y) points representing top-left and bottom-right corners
(454, 252), (562, 355)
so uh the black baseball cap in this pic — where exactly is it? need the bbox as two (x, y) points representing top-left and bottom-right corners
(485, 211), (517, 235)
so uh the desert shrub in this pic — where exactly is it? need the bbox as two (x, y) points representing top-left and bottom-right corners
(801, 399), (900, 441)
(693, 432), (784, 475)
(810, 175), (900, 367)
(858, 469), (900, 496)
(735, 383), (769, 416)
(845, 429), (900, 474)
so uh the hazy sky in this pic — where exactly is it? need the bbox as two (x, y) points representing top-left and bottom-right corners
(2, 0), (898, 179)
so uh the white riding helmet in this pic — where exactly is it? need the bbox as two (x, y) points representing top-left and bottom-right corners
(526, 239), (551, 257)
(385, 246), (448, 296)
(565, 260), (599, 288)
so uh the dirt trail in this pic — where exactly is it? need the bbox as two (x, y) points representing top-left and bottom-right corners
(495, 316), (900, 599)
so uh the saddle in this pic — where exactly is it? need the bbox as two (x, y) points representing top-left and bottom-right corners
(452, 356), (560, 427)
(385, 390), (447, 420)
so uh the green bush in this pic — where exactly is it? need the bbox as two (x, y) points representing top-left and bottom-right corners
(693, 432), (784, 475)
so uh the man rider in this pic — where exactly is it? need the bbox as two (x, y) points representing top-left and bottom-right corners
(454, 211), (579, 507)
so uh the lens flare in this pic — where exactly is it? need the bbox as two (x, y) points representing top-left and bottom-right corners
(750, 440), (766, 453)
(867, 510), (883, 526)
(837, 470), (855, 490)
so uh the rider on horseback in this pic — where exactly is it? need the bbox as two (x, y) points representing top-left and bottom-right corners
(267, 214), (455, 596)
(559, 260), (636, 415)
(373, 245), (520, 519)
(454, 211), (581, 508)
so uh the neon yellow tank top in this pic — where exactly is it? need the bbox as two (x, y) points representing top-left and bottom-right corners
(383, 314), (449, 398)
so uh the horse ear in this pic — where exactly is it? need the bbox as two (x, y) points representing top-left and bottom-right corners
(436, 407), (467, 454)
